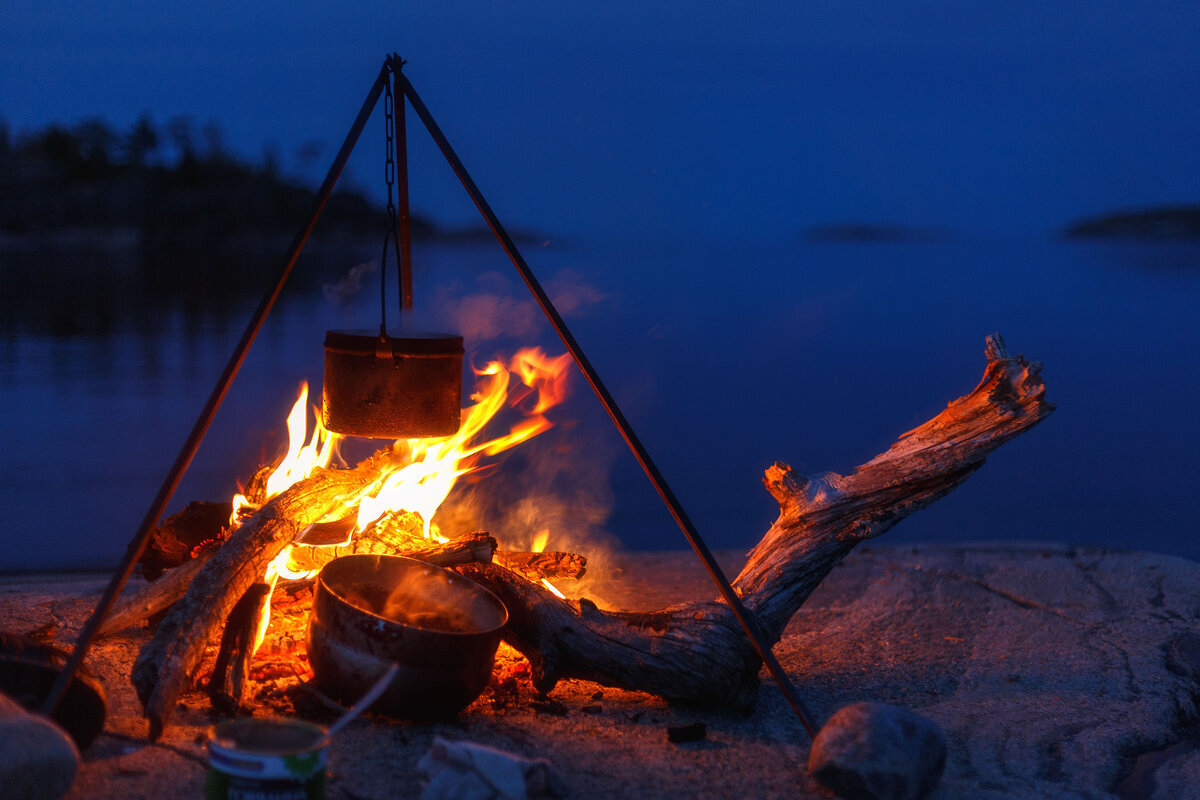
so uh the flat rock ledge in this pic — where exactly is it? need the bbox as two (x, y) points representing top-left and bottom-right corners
(2, 542), (1198, 799)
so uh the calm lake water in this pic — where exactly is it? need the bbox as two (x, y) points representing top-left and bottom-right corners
(2, 235), (1198, 571)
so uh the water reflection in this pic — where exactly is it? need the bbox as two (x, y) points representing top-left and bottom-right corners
(2, 236), (1199, 571)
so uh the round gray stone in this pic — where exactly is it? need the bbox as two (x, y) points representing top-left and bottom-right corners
(808, 701), (946, 800)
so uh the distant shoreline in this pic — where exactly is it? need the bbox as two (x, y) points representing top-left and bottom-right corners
(0, 116), (551, 257)
(1063, 205), (1200, 240)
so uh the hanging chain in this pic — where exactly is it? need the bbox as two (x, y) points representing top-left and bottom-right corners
(379, 73), (400, 336)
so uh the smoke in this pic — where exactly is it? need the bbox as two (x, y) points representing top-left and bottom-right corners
(336, 560), (505, 634)
(432, 268), (609, 343)
(322, 260), (377, 308)
(544, 269), (609, 317)
(322, 261), (609, 342)
(321, 257), (628, 605)
(433, 406), (627, 605)
(439, 282), (541, 340)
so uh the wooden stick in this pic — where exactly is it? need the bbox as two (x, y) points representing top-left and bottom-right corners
(98, 553), (212, 637)
(207, 583), (271, 714)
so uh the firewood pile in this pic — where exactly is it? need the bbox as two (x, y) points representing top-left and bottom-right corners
(99, 335), (1051, 740)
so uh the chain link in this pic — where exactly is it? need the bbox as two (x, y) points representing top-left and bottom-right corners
(379, 77), (399, 334)
(383, 80), (397, 228)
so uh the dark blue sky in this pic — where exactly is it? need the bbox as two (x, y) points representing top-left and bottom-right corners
(3, 1), (1198, 241)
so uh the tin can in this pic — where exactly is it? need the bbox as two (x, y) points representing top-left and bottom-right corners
(207, 718), (327, 800)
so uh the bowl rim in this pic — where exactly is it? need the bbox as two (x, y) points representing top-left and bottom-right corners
(315, 553), (508, 637)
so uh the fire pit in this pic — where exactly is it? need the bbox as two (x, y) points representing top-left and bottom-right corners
(307, 554), (507, 719)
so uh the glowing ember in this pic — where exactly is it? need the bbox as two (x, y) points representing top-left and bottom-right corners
(540, 578), (567, 600)
(231, 348), (573, 653)
(529, 528), (566, 599)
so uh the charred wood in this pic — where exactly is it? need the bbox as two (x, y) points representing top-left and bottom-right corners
(137, 501), (229, 581)
(137, 465), (273, 580)
(493, 551), (588, 581)
(207, 582), (271, 715)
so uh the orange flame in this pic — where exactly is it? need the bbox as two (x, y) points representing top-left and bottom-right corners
(348, 347), (571, 539)
(530, 528), (566, 599)
(265, 382), (339, 497)
(230, 382), (339, 526)
(234, 348), (573, 653)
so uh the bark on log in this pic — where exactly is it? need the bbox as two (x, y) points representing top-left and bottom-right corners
(459, 335), (1053, 710)
(132, 451), (400, 738)
(494, 551), (587, 581)
(98, 553), (213, 637)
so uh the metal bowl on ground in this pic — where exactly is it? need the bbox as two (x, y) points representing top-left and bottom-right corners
(307, 554), (507, 719)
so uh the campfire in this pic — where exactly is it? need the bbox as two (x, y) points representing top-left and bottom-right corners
(108, 346), (588, 734)
(96, 331), (1052, 747)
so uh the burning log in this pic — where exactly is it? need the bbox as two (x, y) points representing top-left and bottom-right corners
(137, 465), (274, 580)
(493, 551), (587, 581)
(132, 451), (400, 738)
(207, 583), (271, 714)
(138, 500), (230, 581)
(103, 521), (498, 639)
(460, 336), (1053, 708)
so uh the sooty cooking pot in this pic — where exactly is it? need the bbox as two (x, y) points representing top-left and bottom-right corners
(307, 554), (507, 719)
(322, 330), (463, 439)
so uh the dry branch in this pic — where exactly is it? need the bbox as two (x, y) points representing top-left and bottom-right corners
(99, 552), (213, 637)
(460, 335), (1053, 709)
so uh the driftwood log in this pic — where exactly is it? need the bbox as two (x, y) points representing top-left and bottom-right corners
(132, 334), (1049, 734)
(460, 335), (1052, 709)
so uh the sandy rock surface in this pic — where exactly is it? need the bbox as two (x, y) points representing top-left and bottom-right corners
(1, 542), (1198, 799)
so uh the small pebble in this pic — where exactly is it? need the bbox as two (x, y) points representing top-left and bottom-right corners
(530, 698), (568, 716)
(667, 722), (707, 744)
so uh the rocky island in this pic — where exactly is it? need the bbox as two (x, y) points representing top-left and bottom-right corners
(1064, 206), (1200, 240)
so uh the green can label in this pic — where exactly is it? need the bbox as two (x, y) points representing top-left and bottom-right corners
(207, 719), (327, 800)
